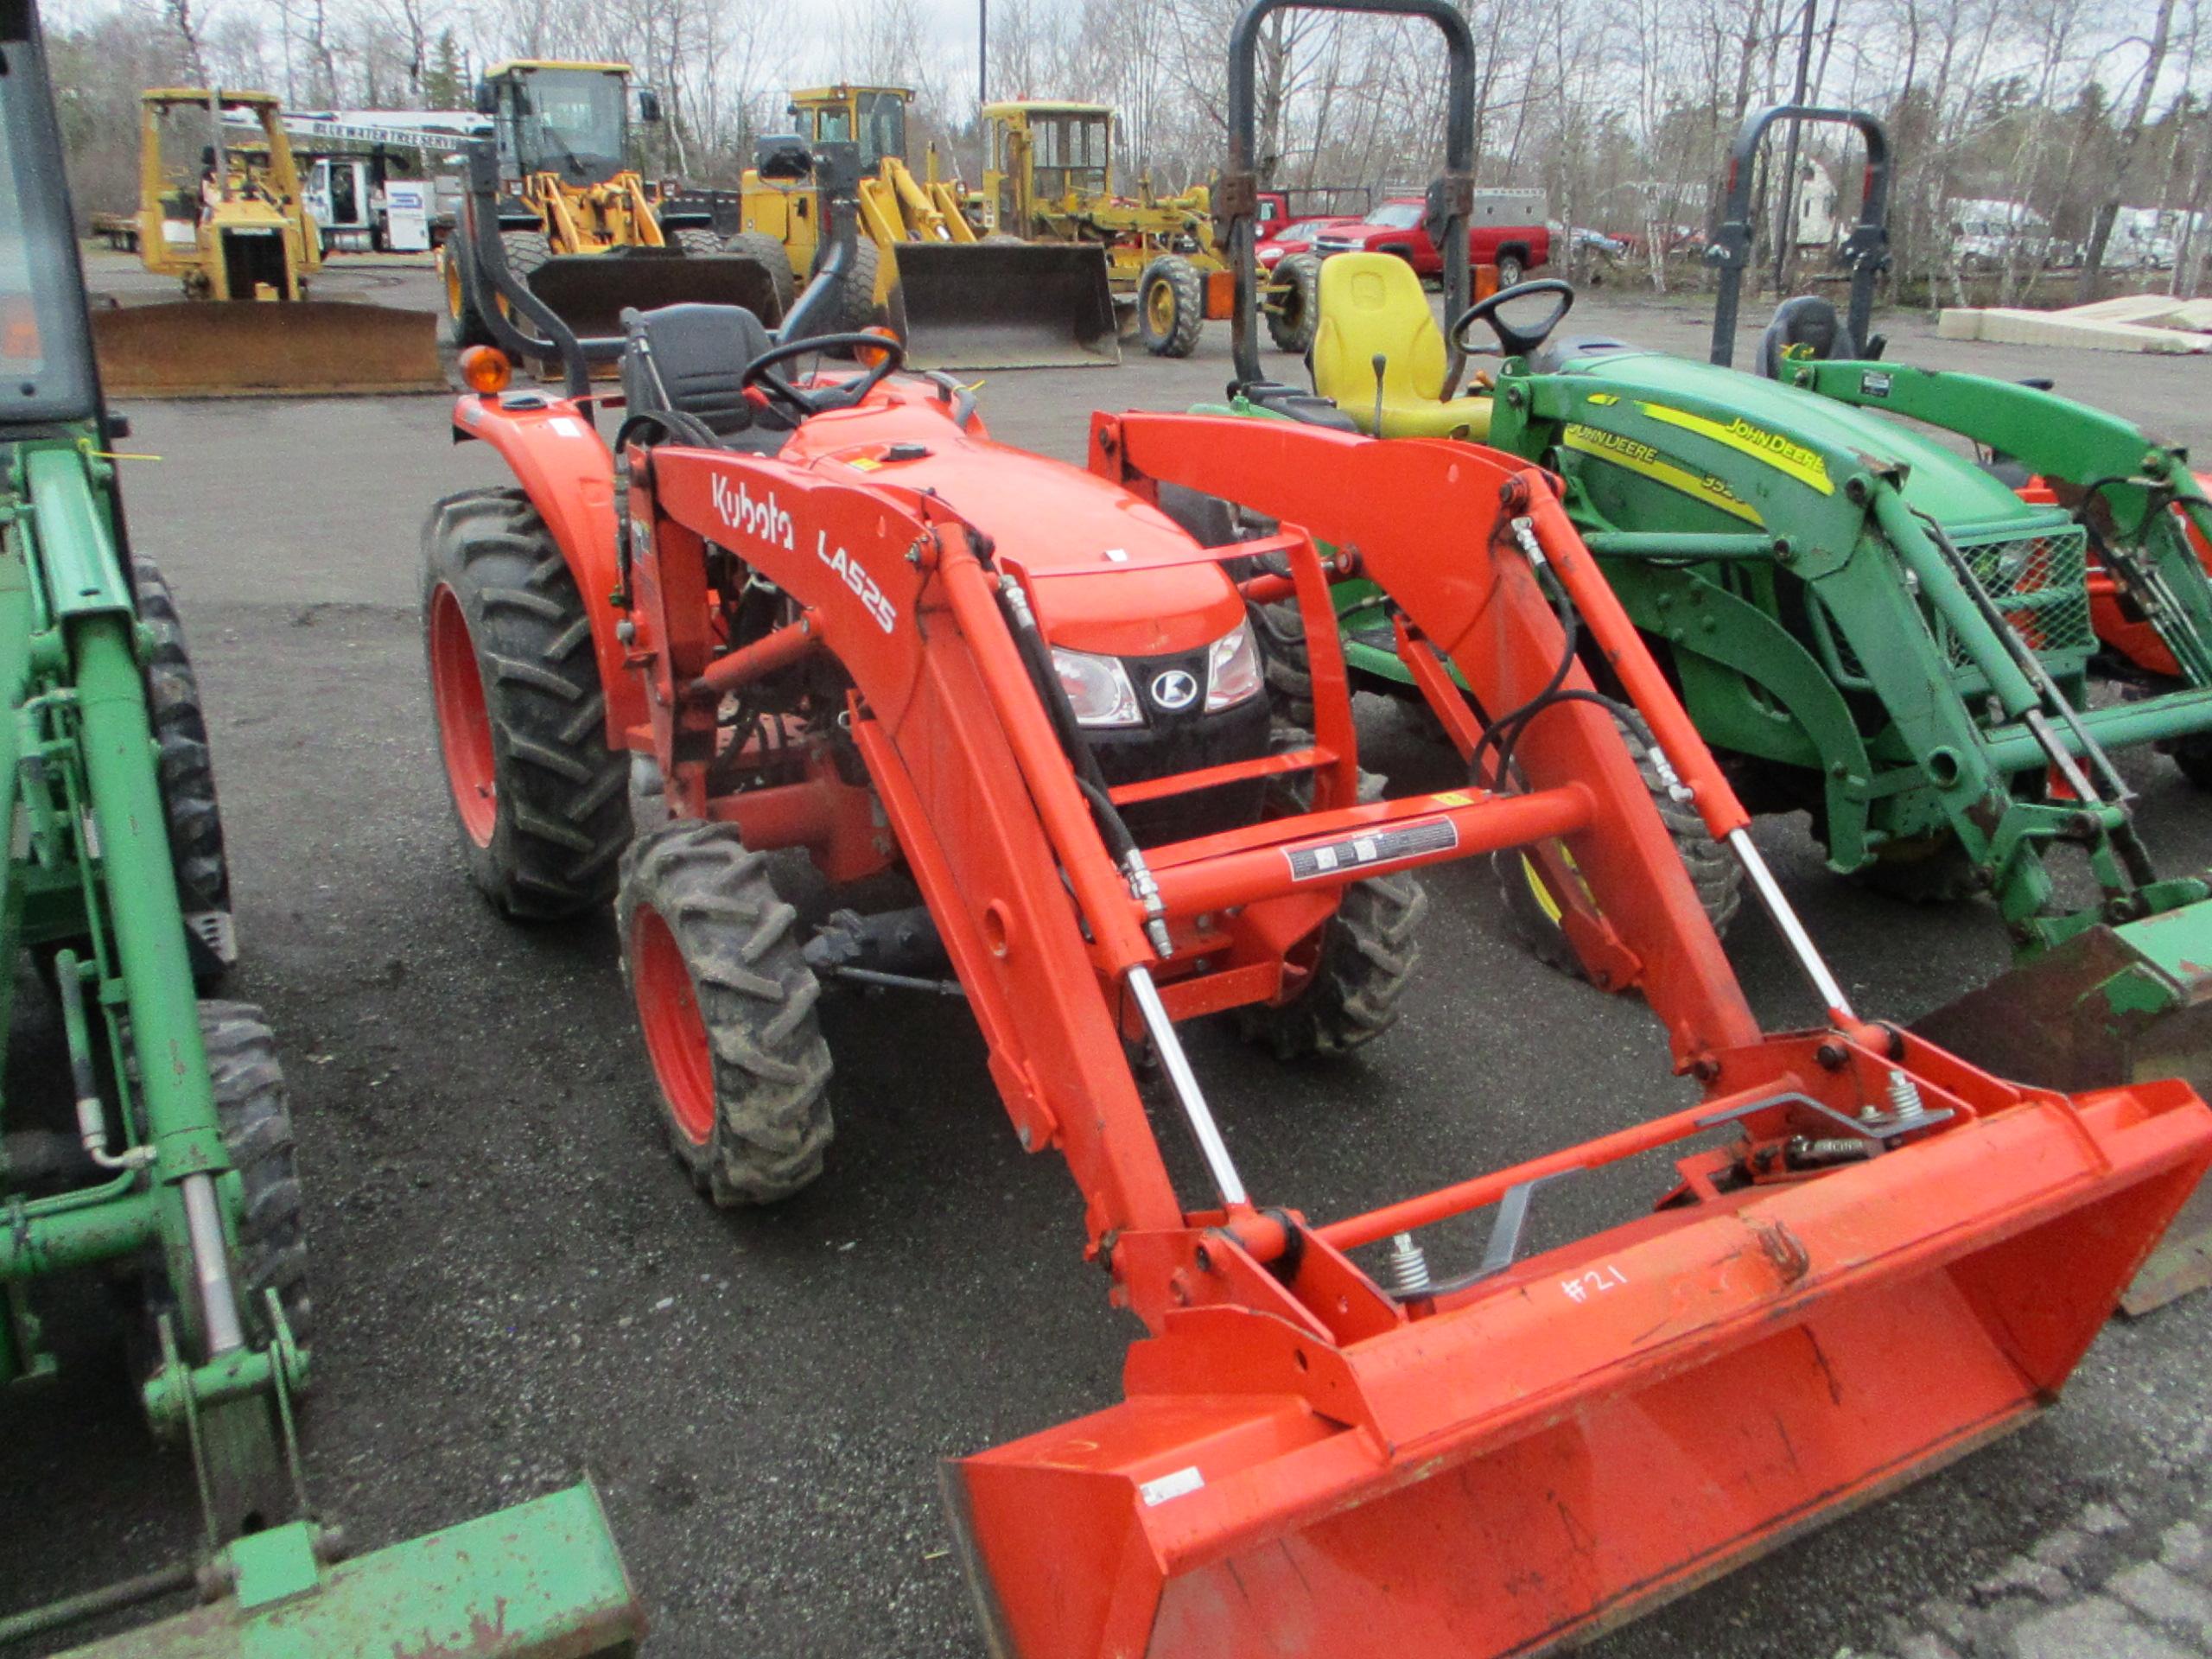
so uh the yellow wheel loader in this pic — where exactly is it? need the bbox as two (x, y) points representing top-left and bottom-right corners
(976, 99), (1310, 359)
(731, 83), (1117, 369)
(91, 89), (442, 395)
(437, 60), (779, 382)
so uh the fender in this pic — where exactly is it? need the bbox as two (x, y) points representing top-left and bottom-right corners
(450, 394), (646, 737)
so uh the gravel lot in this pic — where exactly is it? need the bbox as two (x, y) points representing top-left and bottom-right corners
(4, 269), (2210, 1657)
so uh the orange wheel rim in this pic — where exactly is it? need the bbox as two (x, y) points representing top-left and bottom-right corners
(633, 907), (715, 1146)
(428, 584), (497, 847)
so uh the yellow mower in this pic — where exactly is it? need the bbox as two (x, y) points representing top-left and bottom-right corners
(92, 88), (442, 395)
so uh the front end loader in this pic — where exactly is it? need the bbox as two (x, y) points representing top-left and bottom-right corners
(91, 87), (442, 397)
(0, 9), (641, 1650)
(437, 60), (780, 383)
(731, 85), (1120, 371)
(418, 125), (2211, 1657)
(1215, 73), (2212, 1287)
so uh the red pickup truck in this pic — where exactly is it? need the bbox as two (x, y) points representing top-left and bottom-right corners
(1313, 192), (1551, 286)
(1254, 187), (1370, 271)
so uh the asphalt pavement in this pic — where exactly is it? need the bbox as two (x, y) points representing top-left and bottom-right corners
(3, 278), (2211, 1658)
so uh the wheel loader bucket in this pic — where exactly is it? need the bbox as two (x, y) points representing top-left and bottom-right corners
(57, 1483), (641, 1659)
(1913, 904), (2212, 1313)
(91, 302), (444, 397)
(522, 251), (788, 346)
(946, 1069), (2211, 1659)
(890, 242), (1120, 370)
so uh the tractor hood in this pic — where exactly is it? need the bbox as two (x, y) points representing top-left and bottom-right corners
(1548, 348), (2037, 525)
(785, 391), (1247, 661)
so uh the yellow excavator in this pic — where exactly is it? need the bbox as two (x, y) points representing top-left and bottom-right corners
(732, 84), (1117, 369)
(92, 88), (442, 394)
(439, 60), (779, 375)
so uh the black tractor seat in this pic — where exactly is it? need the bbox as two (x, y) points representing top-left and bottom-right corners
(620, 302), (793, 456)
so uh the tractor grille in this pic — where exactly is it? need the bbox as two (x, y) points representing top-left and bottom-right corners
(1810, 524), (2093, 690)
(1939, 526), (2094, 666)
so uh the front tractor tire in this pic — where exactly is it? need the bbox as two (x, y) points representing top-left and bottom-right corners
(421, 487), (630, 920)
(1265, 252), (1322, 354)
(1136, 256), (1205, 358)
(619, 822), (834, 1206)
(1237, 870), (1431, 1060)
(1497, 707), (1743, 975)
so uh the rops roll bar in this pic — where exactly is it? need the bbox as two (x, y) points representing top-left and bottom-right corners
(1221, 0), (1478, 392)
(1706, 105), (1892, 367)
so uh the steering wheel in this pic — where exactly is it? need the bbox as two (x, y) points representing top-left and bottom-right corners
(1449, 279), (1577, 362)
(741, 332), (908, 418)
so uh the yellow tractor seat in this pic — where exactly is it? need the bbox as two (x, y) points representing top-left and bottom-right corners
(1312, 252), (1494, 441)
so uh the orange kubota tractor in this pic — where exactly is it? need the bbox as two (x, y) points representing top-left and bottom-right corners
(416, 113), (2212, 1659)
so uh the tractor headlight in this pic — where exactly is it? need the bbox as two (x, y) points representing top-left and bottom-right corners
(1205, 619), (1264, 712)
(1052, 645), (1143, 728)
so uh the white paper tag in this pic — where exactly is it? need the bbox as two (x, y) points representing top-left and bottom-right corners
(1138, 1465), (1205, 1507)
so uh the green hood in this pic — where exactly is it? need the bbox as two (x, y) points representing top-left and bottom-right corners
(1550, 348), (2041, 528)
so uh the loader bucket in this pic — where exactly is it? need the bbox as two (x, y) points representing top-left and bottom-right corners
(890, 242), (1120, 370)
(57, 1483), (641, 1659)
(1913, 906), (2212, 1313)
(946, 1070), (2211, 1659)
(92, 301), (444, 397)
(523, 251), (787, 346)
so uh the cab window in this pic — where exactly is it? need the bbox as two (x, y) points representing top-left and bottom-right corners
(0, 33), (96, 419)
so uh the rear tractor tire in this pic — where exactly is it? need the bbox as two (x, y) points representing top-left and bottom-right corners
(675, 227), (721, 258)
(1136, 256), (1205, 359)
(1265, 252), (1322, 354)
(619, 822), (834, 1206)
(1497, 706), (1743, 976)
(421, 486), (631, 921)
(134, 555), (237, 986)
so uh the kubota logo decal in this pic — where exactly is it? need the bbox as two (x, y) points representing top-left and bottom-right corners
(1149, 668), (1198, 711)
(709, 471), (897, 633)
(711, 473), (795, 550)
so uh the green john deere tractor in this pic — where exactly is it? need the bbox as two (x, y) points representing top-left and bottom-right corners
(0, 2), (641, 1649)
(1200, 98), (2212, 1306)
